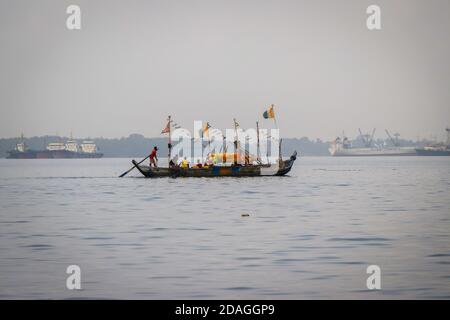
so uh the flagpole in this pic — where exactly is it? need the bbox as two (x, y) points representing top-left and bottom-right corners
(201, 124), (204, 163)
(168, 115), (172, 163)
(256, 121), (261, 164)
(206, 123), (211, 159)
(233, 118), (238, 165)
(222, 135), (227, 164)
(208, 133), (211, 158)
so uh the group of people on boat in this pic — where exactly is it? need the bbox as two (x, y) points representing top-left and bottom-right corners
(149, 145), (218, 169)
(181, 157), (216, 169)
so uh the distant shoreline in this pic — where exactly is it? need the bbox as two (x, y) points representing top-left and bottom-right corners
(0, 134), (428, 158)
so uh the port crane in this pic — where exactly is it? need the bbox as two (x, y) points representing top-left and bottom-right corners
(385, 129), (401, 147)
(358, 128), (376, 148)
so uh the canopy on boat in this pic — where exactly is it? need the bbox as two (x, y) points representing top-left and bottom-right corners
(207, 152), (257, 163)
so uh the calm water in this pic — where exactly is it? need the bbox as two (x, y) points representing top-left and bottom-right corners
(0, 157), (449, 299)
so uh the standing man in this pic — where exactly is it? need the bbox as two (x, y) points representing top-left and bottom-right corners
(149, 146), (158, 167)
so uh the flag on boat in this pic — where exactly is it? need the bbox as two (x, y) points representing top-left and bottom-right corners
(203, 122), (211, 136)
(161, 121), (170, 134)
(263, 104), (275, 119)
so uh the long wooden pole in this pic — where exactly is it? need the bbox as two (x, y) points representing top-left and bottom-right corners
(119, 155), (150, 177)
(223, 135), (227, 164)
(168, 115), (172, 164)
(201, 124), (204, 162)
(256, 121), (261, 163)
(278, 138), (283, 164)
(207, 132), (211, 158)
(233, 118), (238, 165)
(205, 124), (211, 159)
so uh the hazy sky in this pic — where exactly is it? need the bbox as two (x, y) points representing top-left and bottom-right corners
(1, 0), (449, 141)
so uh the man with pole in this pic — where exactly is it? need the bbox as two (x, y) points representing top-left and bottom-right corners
(149, 146), (158, 167)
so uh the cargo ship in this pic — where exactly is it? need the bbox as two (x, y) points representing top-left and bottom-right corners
(6, 135), (103, 159)
(415, 128), (450, 156)
(329, 129), (417, 157)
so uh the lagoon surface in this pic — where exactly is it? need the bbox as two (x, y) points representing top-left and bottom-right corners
(0, 157), (449, 299)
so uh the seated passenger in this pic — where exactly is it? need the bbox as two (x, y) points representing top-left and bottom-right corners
(180, 157), (189, 168)
(195, 159), (202, 168)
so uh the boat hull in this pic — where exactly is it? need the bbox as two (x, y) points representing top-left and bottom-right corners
(329, 147), (417, 157)
(132, 152), (297, 178)
(415, 148), (450, 156)
(6, 150), (103, 159)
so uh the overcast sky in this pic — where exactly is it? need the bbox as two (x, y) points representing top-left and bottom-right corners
(0, 0), (449, 141)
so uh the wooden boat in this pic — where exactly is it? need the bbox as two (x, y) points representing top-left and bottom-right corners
(132, 151), (297, 178)
(128, 110), (298, 178)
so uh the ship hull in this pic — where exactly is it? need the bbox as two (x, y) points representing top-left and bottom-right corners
(5, 150), (38, 159)
(132, 152), (297, 178)
(329, 147), (417, 157)
(415, 148), (450, 156)
(6, 150), (103, 159)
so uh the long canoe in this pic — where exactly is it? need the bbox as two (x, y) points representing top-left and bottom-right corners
(132, 151), (297, 178)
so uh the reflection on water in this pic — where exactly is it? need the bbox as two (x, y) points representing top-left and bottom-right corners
(0, 157), (449, 299)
